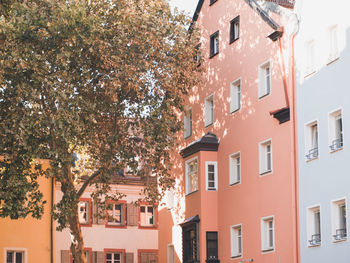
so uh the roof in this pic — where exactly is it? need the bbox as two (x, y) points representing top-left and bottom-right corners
(180, 132), (219, 158)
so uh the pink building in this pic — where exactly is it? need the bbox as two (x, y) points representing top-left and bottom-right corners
(159, 0), (298, 262)
(56, 176), (159, 263)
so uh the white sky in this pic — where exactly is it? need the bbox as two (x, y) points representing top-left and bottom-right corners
(169, 0), (198, 16)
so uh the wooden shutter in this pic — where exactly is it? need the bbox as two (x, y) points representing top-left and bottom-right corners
(97, 203), (105, 225)
(92, 201), (98, 224)
(127, 203), (138, 226)
(96, 251), (104, 263)
(125, 252), (134, 263)
(61, 250), (70, 263)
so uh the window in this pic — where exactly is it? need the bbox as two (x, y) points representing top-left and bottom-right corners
(307, 206), (321, 246)
(231, 225), (242, 258)
(332, 199), (347, 241)
(210, 31), (219, 58)
(206, 161), (218, 191)
(106, 202), (125, 226)
(204, 95), (214, 127)
(183, 227), (199, 263)
(229, 152), (241, 185)
(194, 44), (201, 66)
(206, 232), (218, 261)
(230, 16), (240, 43)
(306, 40), (315, 75)
(138, 250), (158, 263)
(184, 108), (192, 138)
(78, 200), (91, 225)
(261, 217), (274, 252)
(230, 79), (241, 113)
(140, 205), (156, 227)
(6, 251), (24, 263)
(259, 140), (272, 175)
(329, 25), (339, 62)
(185, 157), (198, 195)
(106, 252), (122, 263)
(167, 244), (175, 263)
(329, 110), (343, 151)
(258, 61), (271, 98)
(305, 122), (318, 160)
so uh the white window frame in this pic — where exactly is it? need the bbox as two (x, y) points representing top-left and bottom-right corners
(306, 205), (322, 247)
(184, 107), (192, 139)
(328, 109), (343, 152)
(140, 205), (156, 227)
(305, 40), (316, 76)
(230, 78), (241, 113)
(328, 25), (339, 63)
(78, 201), (90, 224)
(331, 198), (347, 242)
(230, 224), (243, 258)
(259, 139), (272, 175)
(4, 248), (27, 263)
(167, 244), (175, 263)
(106, 252), (122, 263)
(258, 60), (271, 99)
(204, 94), (214, 127)
(185, 157), (198, 195)
(305, 120), (319, 161)
(261, 216), (275, 252)
(229, 151), (241, 185)
(205, 161), (218, 191)
(106, 202), (124, 226)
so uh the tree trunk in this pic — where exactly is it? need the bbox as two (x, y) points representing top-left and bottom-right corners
(68, 205), (87, 263)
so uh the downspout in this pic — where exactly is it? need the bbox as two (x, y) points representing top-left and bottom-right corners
(51, 177), (54, 263)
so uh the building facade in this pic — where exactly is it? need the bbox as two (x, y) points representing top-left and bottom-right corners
(56, 176), (159, 263)
(295, 0), (350, 262)
(159, 0), (298, 262)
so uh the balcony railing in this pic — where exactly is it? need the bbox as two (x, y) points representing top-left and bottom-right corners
(329, 138), (343, 151)
(306, 148), (318, 160)
(308, 234), (321, 246)
(333, 228), (347, 241)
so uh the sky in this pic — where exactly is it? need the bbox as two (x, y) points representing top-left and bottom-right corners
(169, 0), (198, 16)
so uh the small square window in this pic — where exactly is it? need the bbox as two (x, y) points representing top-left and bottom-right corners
(305, 122), (318, 161)
(204, 95), (214, 127)
(184, 108), (192, 138)
(261, 217), (274, 252)
(258, 62), (271, 98)
(230, 79), (241, 113)
(332, 199), (347, 242)
(230, 16), (240, 43)
(106, 202), (125, 226)
(307, 206), (321, 246)
(231, 225), (242, 258)
(329, 110), (343, 151)
(6, 250), (24, 263)
(259, 140), (272, 175)
(229, 152), (241, 185)
(140, 205), (156, 227)
(210, 31), (219, 58)
(206, 161), (218, 191)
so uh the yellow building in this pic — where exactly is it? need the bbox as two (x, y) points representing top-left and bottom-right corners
(0, 161), (54, 263)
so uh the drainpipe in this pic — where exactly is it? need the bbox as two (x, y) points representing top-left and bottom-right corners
(51, 177), (54, 263)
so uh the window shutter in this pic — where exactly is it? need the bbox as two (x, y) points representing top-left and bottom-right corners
(127, 203), (139, 226)
(92, 201), (98, 224)
(61, 250), (70, 263)
(125, 252), (134, 263)
(97, 203), (105, 225)
(96, 251), (104, 263)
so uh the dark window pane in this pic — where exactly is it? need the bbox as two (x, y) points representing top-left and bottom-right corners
(15, 253), (22, 263)
(140, 206), (145, 213)
(7, 252), (13, 263)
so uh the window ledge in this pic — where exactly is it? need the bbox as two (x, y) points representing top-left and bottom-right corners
(184, 134), (192, 140)
(209, 52), (219, 59)
(308, 244), (321, 248)
(106, 224), (127, 229)
(259, 170), (272, 176)
(330, 147), (343, 154)
(258, 92), (270, 100)
(229, 38), (239, 45)
(306, 157), (318, 163)
(230, 108), (240, 115)
(186, 190), (199, 197)
(304, 70), (316, 78)
(327, 56), (339, 66)
(205, 122), (214, 128)
(261, 248), (275, 253)
(332, 238), (347, 243)
(230, 181), (241, 186)
(230, 255), (242, 259)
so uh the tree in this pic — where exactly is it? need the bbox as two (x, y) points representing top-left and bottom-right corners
(0, 0), (201, 262)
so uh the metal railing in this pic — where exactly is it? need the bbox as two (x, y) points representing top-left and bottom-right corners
(306, 148), (318, 160)
(333, 228), (347, 241)
(308, 234), (321, 246)
(329, 138), (343, 151)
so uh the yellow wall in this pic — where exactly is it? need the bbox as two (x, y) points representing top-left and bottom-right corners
(0, 162), (54, 263)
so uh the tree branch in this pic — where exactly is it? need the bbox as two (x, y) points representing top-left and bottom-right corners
(77, 169), (101, 198)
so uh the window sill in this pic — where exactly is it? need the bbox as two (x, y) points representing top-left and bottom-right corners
(106, 224), (127, 229)
(230, 108), (240, 115)
(330, 147), (343, 154)
(186, 190), (199, 197)
(332, 238), (347, 243)
(327, 56), (339, 66)
(205, 122), (214, 128)
(229, 38), (239, 45)
(184, 134), (192, 140)
(209, 52), (219, 59)
(261, 248), (274, 253)
(230, 254), (242, 259)
(306, 157), (318, 163)
(207, 188), (217, 191)
(308, 243), (321, 248)
(138, 225), (158, 230)
(80, 222), (92, 227)
(304, 70), (316, 78)
(230, 181), (241, 186)
(258, 92), (270, 100)
(259, 170), (272, 176)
